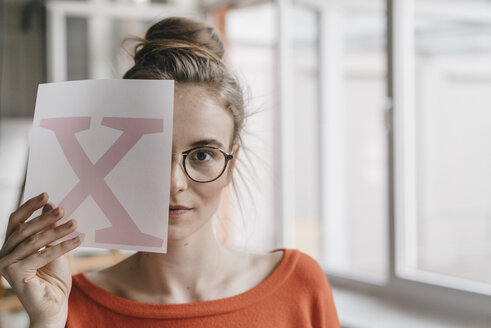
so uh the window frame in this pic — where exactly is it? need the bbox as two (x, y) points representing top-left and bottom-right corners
(276, 0), (491, 317)
(46, 1), (199, 82)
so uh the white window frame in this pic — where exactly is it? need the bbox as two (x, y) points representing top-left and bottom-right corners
(275, 0), (296, 248)
(276, 0), (491, 317)
(46, 0), (199, 82)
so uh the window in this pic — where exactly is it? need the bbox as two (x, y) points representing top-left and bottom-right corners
(224, 3), (277, 251)
(41, 0), (491, 316)
(275, 0), (491, 316)
(321, 0), (388, 281)
(400, 0), (491, 288)
(290, 5), (321, 261)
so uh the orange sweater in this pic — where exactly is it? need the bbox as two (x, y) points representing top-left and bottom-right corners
(67, 249), (340, 327)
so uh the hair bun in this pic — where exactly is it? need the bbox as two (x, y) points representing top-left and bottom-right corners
(133, 17), (225, 65)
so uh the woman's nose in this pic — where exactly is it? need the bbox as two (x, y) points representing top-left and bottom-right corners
(169, 158), (188, 194)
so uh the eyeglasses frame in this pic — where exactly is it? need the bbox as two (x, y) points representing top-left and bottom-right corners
(172, 146), (235, 183)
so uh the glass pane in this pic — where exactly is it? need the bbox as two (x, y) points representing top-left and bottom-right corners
(324, 1), (388, 280)
(412, 0), (491, 284)
(66, 17), (149, 80)
(0, 119), (31, 244)
(290, 6), (322, 261)
(224, 4), (277, 252)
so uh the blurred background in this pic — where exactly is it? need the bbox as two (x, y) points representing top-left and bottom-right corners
(0, 0), (491, 327)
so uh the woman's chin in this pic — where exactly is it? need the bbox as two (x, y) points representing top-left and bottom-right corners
(165, 217), (214, 245)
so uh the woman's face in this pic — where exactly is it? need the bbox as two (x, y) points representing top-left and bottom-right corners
(168, 83), (235, 242)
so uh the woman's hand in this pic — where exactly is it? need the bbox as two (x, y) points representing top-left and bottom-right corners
(0, 192), (82, 328)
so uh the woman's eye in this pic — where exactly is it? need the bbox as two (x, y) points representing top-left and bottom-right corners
(190, 149), (214, 161)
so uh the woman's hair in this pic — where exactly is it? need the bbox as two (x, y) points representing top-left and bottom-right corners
(123, 17), (245, 147)
(123, 17), (259, 236)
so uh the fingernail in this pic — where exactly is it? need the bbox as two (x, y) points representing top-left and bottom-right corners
(52, 208), (59, 216)
(77, 232), (85, 242)
(73, 233), (84, 243)
(38, 192), (45, 200)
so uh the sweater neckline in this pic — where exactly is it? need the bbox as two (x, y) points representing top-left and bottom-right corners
(72, 248), (299, 319)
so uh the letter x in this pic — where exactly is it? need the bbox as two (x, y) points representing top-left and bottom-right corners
(40, 117), (164, 247)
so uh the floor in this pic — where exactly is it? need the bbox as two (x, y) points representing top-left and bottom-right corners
(332, 286), (491, 328)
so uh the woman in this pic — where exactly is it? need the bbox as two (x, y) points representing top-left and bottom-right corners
(0, 17), (339, 327)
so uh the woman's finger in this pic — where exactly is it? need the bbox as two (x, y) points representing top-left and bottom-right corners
(1, 208), (66, 258)
(19, 234), (82, 272)
(5, 192), (48, 239)
(42, 203), (54, 214)
(6, 219), (78, 263)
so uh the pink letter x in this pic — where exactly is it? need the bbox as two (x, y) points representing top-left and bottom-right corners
(41, 117), (164, 247)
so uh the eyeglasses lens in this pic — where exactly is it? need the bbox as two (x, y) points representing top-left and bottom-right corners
(184, 148), (227, 182)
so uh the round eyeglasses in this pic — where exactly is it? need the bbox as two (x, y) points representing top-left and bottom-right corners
(172, 146), (234, 183)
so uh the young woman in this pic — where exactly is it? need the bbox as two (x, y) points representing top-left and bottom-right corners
(0, 17), (340, 327)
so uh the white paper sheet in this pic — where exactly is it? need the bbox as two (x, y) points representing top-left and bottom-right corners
(23, 79), (174, 253)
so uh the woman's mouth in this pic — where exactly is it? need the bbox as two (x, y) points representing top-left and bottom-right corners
(169, 205), (192, 218)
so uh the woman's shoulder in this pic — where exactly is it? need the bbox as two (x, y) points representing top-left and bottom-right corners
(290, 249), (327, 279)
(268, 249), (330, 289)
(216, 248), (284, 296)
(212, 248), (325, 286)
(291, 249), (326, 274)
(264, 249), (324, 273)
(243, 248), (284, 277)
(236, 248), (328, 291)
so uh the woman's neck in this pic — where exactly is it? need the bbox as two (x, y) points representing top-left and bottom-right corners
(116, 220), (231, 303)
